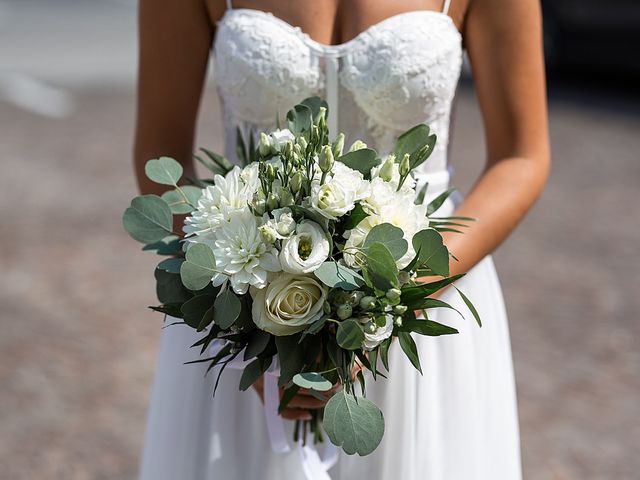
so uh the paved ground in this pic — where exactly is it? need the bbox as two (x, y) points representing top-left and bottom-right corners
(1, 1), (639, 479)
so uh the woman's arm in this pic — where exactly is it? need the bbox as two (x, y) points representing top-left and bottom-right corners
(443, 0), (551, 276)
(134, 0), (220, 195)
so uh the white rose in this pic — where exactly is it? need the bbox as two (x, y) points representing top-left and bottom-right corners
(251, 274), (328, 335)
(280, 220), (330, 274)
(310, 162), (369, 220)
(362, 314), (394, 350)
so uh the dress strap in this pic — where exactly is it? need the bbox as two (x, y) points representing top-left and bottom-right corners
(442, 0), (452, 15)
(225, 0), (233, 10)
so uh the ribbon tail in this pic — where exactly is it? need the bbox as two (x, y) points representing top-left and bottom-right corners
(298, 438), (333, 480)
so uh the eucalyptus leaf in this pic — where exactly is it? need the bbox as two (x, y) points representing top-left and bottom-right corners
(411, 229), (450, 277)
(122, 195), (173, 243)
(394, 124), (430, 161)
(213, 289), (241, 329)
(323, 389), (385, 456)
(363, 223), (408, 261)
(243, 329), (272, 361)
(275, 335), (305, 386)
(180, 243), (217, 291)
(364, 243), (398, 291)
(314, 262), (364, 291)
(143, 235), (181, 256)
(287, 104), (313, 135)
(300, 96), (328, 121)
(157, 257), (184, 274)
(144, 157), (183, 186)
(336, 148), (379, 178)
(292, 372), (333, 391)
(154, 268), (192, 304)
(336, 319), (365, 350)
(239, 357), (273, 391)
(181, 294), (216, 330)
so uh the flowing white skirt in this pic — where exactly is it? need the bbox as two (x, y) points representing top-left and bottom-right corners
(138, 182), (522, 480)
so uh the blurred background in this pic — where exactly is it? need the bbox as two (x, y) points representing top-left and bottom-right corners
(1, 0), (638, 478)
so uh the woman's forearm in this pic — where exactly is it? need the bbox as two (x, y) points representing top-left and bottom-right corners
(442, 153), (550, 277)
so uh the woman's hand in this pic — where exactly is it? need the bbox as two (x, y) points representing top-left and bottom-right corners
(251, 361), (365, 420)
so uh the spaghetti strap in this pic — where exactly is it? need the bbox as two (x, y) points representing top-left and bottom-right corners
(226, 0), (233, 10)
(442, 0), (451, 15)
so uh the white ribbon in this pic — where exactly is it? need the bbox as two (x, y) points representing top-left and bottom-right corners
(210, 341), (338, 479)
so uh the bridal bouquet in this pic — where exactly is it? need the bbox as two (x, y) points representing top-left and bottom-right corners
(123, 97), (480, 456)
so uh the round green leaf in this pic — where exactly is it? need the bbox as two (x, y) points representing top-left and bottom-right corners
(181, 295), (215, 329)
(363, 223), (408, 261)
(122, 194), (173, 243)
(180, 243), (217, 290)
(314, 262), (364, 291)
(145, 157), (183, 186)
(157, 257), (184, 274)
(323, 389), (385, 456)
(336, 319), (365, 350)
(161, 189), (194, 214)
(292, 372), (333, 391)
(364, 243), (398, 291)
(411, 229), (450, 276)
(213, 289), (241, 329)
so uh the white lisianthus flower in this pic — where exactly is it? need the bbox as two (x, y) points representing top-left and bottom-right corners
(184, 166), (258, 239)
(251, 274), (328, 335)
(260, 128), (296, 155)
(210, 210), (281, 294)
(362, 314), (394, 350)
(280, 220), (330, 274)
(310, 162), (370, 220)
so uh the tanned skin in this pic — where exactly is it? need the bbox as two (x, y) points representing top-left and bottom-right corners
(135, 0), (550, 421)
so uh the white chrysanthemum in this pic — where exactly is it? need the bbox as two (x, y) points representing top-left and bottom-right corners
(344, 192), (429, 269)
(309, 161), (370, 220)
(183, 166), (258, 239)
(209, 210), (281, 294)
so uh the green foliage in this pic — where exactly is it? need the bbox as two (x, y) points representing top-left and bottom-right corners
(180, 243), (217, 291)
(323, 388), (385, 456)
(213, 289), (241, 329)
(336, 148), (380, 178)
(181, 294), (216, 330)
(393, 124), (437, 171)
(154, 268), (191, 305)
(399, 318), (459, 336)
(300, 96), (328, 121)
(239, 357), (273, 391)
(287, 104), (313, 135)
(275, 335), (305, 387)
(123, 195), (173, 243)
(156, 257), (183, 274)
(314, 262), (364, 291)
(143, 235), (181, 256)
(292, 372), (333, 391)
(243, 329), (272, 361)
(398, 331), (422, 374)
(363, 243), (398, 291)
(336, 319), (365, 350)
(454, 286), (483, 327)
(363, 223), (408, 261)
(426, 188), (455, 216)
(161, 186), (202, 214)
(144, 157), (184, 186)
(341, 204), (368, 230)
(409, 229), (450, 276)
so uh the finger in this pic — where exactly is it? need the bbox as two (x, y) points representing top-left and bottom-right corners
(287, 395), (326, 409)
(281, 408), (312, 421)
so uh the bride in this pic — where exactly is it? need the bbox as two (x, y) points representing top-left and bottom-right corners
(134, 0), (549, 479)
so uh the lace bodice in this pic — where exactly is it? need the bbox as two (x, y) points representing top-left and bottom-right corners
(212, 5), (463, 176)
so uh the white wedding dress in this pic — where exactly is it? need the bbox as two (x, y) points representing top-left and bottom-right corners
(139, 1), (522, 479)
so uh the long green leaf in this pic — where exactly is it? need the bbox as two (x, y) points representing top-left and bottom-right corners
(398, 332), (422, 374)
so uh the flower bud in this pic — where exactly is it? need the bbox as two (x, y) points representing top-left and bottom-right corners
(398, 270), (411, 285)
(266, 193), (279, 211)
(393, 304), (408, 315)
(319, 145), (334, 173)
(400, 153), (411, 177)
(278, 187), (294, 207)
(393, 316), (403, 327)
(275, 212), (296, 237)
(323, 301), (332, 315)
(378, 155), (395, 182)
(364, 321), (377, 334)
(282, 141), (293, 158)
(258, 132), (272, 157)
(348, 139), (367, 152)
(251, 195), (266, 216)
(385, 288), (402, 304)
(298, 136), (308, 152)
(266, 164), (277, 182)
(336, 303), (353, 320)
(290, 171), (303, 194)
(258, 224), (278, 244)
(347, 290), (365, 307)
(331, 133), (345, 158)
(359, 295), (377, 311)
